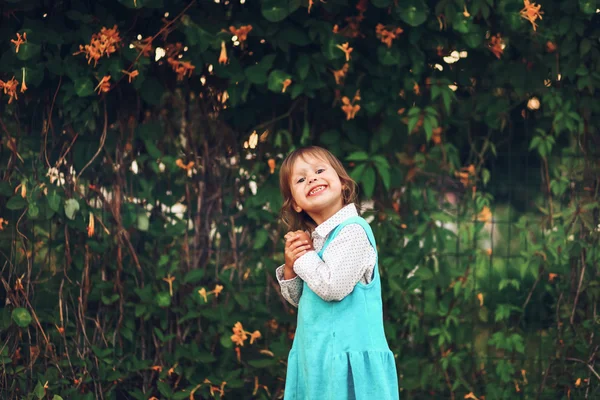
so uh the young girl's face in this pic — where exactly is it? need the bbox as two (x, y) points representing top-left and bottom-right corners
(289, 153), (344, 225)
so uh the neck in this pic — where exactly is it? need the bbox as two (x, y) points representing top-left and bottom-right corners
(307, 200), (344, 226)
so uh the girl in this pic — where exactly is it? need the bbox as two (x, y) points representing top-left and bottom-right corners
(275, 146), (399, 400)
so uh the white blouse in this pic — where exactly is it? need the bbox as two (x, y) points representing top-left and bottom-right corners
(276, 204), (376, 307)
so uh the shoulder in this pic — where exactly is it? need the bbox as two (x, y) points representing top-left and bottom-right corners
(330, 219), (372, 245)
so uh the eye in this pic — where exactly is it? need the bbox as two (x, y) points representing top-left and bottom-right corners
(296, 177), (305, 183)
(316, 168), (325, 174)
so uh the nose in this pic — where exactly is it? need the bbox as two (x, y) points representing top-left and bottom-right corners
(308, 175), (318, 184)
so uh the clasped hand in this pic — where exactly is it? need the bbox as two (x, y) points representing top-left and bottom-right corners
(284, 230), (313, 271)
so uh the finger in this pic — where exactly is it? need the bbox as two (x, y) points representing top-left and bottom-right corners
(293, 249), (309, 259)
(292, 245), (312, 257)
(289, 240), (309, 251)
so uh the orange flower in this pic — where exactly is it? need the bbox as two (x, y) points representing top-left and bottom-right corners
(11, 32), (27, 53)
(198, 288), (208, 302)
(212, 284), (224, 297)
(465, 391), (479, 400)
(219, 41), (228, 65)
(235, 346), (242, 362)
(162, 274), (175, 296)
(375, 24), (404, 48)
(341, 90), (361, 120)
(121, 69), (139, 83)
(231, 322), (248, 346)
(150, 365), (162, 372)
(356, 0), (368, 13)
(331, 63), (349, 85)
(176, 159), (194, 171)
(455, 164), (476, 186)
(336, 42), (353, 61)
(0, 77), (20, 104)
(520, 0), (543, 31)
(229, 25), (253, 43)
(308, 0), (314, 13)
(74, 25), (122, 67)
(87, 212), (95, 237)
(249, 330), (261, 344)
(14, 274), (24, 291)
(132, 36), (153, 57)
(0, 218), (8, 231)
(489, 34), (505, 59)
(548, 273), (558, 282)
(20, 68), (27, 93)
(95, 75), (111, 94)
(253, 376), (271, 397)
(167, 58), (195, 80)
(281, 78), (292, 93)
(431, 127), (442, 145)
(546, 41), (557, 53)
(268, 159), (276, 174)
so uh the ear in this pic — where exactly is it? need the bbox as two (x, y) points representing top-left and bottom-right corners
(292, 201), (302, 213)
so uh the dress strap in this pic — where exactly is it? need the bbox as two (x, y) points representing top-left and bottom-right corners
(319, 216), (377, 257)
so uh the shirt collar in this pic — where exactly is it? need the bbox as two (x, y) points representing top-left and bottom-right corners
(313, 203), (358, 239)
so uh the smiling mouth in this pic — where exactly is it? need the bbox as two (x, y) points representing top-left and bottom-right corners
(308, 186), (327, 196)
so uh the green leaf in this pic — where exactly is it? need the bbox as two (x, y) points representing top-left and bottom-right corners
(144, 139), (163, 159)
(6, 196), (27, 210)
(261, 0), (301, 22)
(12, 307), (32, 328)
(74, 78), (95, 97)
(137, 212), (149, 231)
(361, 166), (376, 198)
(52, 396), (64, 400)
(64, 198), (80, 220)
(395, 0), (429, 27)
(156, 292), (171, 307)
(267, 70), (292, 93)
(248, 359), (278, 368)
(34, 381), (45, 399)
(377, 46), (402, 66)
(296, 54), (310, 80)
(16, 42), (41, 61)
(47, 190), (61, 212)
(347, 151), (370, 161)
(350, 163), (367, 182)
(374, 161), (391, 190)
(157, 381), (173, 398)
(254, 229), (270, 249)
(183, 269), (204, 284)
(27, 203), (39, 218)
(579, 0), (597, 14)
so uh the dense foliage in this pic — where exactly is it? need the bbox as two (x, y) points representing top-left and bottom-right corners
(1, 0), (599, 398)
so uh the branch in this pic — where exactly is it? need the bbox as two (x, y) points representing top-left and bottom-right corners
(77, 99), (108, 179)
(565, 358), (600, 382)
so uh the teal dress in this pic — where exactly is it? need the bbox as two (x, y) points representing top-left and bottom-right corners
(284, 216), (399, 400)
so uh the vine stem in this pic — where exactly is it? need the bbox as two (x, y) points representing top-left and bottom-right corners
(565, 358), (600, 382)
(77, 100), (107, 179)
(570, 252), (586, 325)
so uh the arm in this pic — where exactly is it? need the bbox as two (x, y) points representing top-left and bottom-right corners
(275, 265), (303, 308)
(275, 230), (312, 308)
(293, 224), (376, 302)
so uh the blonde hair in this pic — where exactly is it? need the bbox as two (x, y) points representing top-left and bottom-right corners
(279, 146), (358, 232)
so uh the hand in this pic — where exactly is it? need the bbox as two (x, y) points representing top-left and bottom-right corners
(284, 230), (313, 271)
